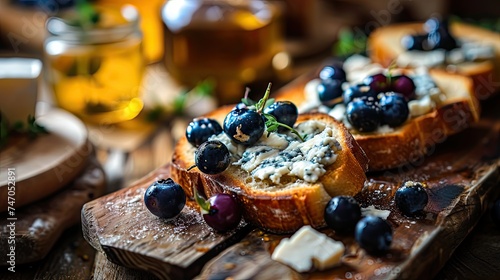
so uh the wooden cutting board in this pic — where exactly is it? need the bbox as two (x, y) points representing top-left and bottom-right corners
(0, 155), (106, 265)
(81, 100), (499, 280)
(0, 107), (90, 212)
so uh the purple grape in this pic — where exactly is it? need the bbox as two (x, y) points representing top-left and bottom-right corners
(391, 75), (416, 101)
(364, 73), (390, 93)
(203, 193), (242, 232)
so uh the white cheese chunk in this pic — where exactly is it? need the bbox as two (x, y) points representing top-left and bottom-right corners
(0, 58), (42, 124)
(408, 95), (434, 117)
(271, 226), (345, 272)
(397, 50), (446, 68)
(361, 205), (391, 220)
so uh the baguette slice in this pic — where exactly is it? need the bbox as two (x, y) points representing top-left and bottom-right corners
(274, 67), (480, 171)
(172, 109), (368, 233)
(368, 22), (500, 99)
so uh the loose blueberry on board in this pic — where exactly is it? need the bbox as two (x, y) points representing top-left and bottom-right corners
(202, 193), (242, 232)
(324, 196), (362, 235)
(144, 178), (186, 220)
(492, 200), (500, 227)
(355, 216), (393, 255)
(378, 93), (410, 127)
(195, 140), (231, 174)
(343, 84), (378, 105)
(263, 101), (298, 132)
(185, 118), (223, 147)
(391, 75), (416, 101)
(223, 107), (265, 146)
(346, 97), (381, 132)
(395, 181), (429, 216)
(319, 65), (347, 83)
(317, 79), (343, 103)
(364, 73), (390, 93)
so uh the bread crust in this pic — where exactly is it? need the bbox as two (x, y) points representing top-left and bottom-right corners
(273, 67), (480, 171)
(171, 109), (368, 233)
(368, 22), (500, 99)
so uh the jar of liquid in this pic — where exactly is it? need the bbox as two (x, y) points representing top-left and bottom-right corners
(161, 0), (290, 103)
(95, 0), (166, 63)
(44, 5), (145, 124)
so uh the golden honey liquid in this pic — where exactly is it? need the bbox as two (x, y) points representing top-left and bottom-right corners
(46, 41), (144, 124)
(96, 0), (165, 63)
(162, 1), (286, 103)
(44, 6), (145, 124)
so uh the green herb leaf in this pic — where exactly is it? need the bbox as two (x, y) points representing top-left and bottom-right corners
(255, 83), (272, 113)
(173, 92), (188, 115)
(241, 98), (256, 106)
(193, 188), (211, 215)
(263, 113), (305, 142)
(334, 28), (367, 57)
(27, 115), (48, 138)
(194, 79), (215, 97)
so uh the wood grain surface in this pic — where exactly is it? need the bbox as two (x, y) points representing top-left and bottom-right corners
(82, 103), (499, 279)
(0, 155), (105, 265)
(82, 165), (253, 280)
(0, 108), (91, 212)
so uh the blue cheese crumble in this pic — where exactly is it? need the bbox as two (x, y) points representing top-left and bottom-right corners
(210, 120), (341, 183)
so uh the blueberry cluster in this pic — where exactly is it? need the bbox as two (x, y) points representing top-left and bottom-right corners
(402, 17), (457, 51)
(343, 72), (414, 132)
(324, 196), (393, 255)
(170, 87), (300, 232)
(323, 181), (429, 255)
(316, 64), (347, 104)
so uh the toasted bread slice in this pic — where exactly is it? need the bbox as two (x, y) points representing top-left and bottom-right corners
(171, 109), (368, 233)
(273, 66), (480, 171)
(368, 22), (500, 99)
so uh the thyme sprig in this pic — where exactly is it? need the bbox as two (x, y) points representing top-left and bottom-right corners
(242, 83), (305, 142)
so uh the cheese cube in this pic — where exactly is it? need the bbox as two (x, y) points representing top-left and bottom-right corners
(271, 226), (345, 272)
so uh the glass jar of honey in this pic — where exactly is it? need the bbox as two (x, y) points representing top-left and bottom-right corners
(44, 5), (145, 124)
(161, 0), (290, 103)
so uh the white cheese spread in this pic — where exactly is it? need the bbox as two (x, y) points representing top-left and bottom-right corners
(210, 120), (341, 184)
(271, 226), (345, 272)
(397, 40), (495, 68)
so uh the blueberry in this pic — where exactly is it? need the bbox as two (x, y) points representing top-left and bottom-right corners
(355, 216), (393, 255)
(364, 73), (390, 93)
(324, 196), (362, 235)
(346, 97), (381, 132)
(195, 140), (231, 174)
(319, 65), (347, 83)
(395, 181), (428, 216)
(433, 31), (457, 51)
(391, 75), (416, 101)
(401, 34), (428, 51)
(186, 118), (223, 147)
(424, 17), (441, 33)
(144, 178), (186, 220)
(343, 83), (378, 105)
(263, 101), (298, 132)
(223, 107), (265, 146)
(492, 200), (500, 227)
(317, 79), (343, 103)
(378, 93), (409, 127)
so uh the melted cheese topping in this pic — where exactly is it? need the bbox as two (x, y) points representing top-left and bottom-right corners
(210, 120), (341, 184)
